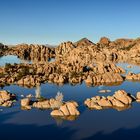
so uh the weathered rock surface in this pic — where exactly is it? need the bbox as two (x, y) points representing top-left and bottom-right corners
(5, 44), (55, 63)
(21, 98), (31, 110)
(84, 90), (133, 110)
(126, 72), (140, 81)
(33, 98), (63, 109)
(136, 92), (140, 102)
(85, 72), (124, 86)
(0, 90), (16, 107)
(51, 101), (80, 116)
(1, 37), (140, 88)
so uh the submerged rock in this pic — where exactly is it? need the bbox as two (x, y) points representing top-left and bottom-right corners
(98, 90), (111, 93)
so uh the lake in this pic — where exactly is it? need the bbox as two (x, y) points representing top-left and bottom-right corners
(0, 55), (140, 140)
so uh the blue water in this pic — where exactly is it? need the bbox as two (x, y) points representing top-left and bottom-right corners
(0, 55), (31, 66)
(1, 55), (140, 140)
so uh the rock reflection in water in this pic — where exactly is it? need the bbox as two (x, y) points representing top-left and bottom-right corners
(35, 85), (41, 98)
(52, 115), (79, 126)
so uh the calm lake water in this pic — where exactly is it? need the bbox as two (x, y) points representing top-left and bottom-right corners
(0, 55), (140, 140)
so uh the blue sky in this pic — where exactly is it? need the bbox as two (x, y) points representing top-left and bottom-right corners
(0, 0), (140, 45)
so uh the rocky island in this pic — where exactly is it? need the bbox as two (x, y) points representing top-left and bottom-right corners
(1, 37), (140, 119)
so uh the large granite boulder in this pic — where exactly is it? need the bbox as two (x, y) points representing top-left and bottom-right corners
(0, 90), (16, 107)
(51, 101), (80, 116)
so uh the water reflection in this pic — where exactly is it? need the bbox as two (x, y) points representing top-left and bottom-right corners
(1, 55), (140, 140)
(35, 85), (41, 98)
(0, 55), (31, 66)
(117, 62), (140, 74)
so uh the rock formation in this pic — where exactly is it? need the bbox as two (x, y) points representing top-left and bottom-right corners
(84, 90), (134, 110)
(126, 72), (140, 81)
(51, 101), (80, 116)
(33, 98), (63, 109)
(136, 92), (140, 102)
(0, 90), (16, 107)
(21, 98), (31, 110)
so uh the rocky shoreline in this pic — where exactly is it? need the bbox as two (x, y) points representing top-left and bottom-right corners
(1, 37), (140, 87)
(1, 37), (140, 120)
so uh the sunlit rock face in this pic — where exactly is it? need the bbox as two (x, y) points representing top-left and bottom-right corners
(1, 37), (140, 88)
(6, 44), (55, 63)
(84, 90), (134, 111)
(55, 41), (76, 60)
(0, 90), (16, 107)
(50, 101), (80, 116)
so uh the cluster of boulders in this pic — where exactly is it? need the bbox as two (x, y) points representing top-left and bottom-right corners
(0, 90), (16, 107)
(5, 44), (55, 63)
(21, 96), (80, 117)
(17, 75), (42, 87)
(1, 37), (140, 89)
(32, 98), (63, 109)
(85, 72), (124, 86)
(51, 101), (80, 116)
(1, 88), (140, 121)
(0, 61), (126, 88)
(84, 90), (134, 110)
(2, 37), (140, 63)
(55, 41), (76, 59)
(89, 63), (125, 74)
(126, 72), (140, 81)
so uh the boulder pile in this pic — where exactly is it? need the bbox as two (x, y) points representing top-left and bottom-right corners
(0, 90), (16, 107)
(84, 90), (134, 110)
(126, 72), (140, 81)
(51, 101), (80, 116)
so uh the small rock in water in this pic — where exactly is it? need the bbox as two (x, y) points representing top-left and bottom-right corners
(21, 98), (31, 110)
(21, 95), (24, 98)
(98, 90), (111, 93)
(26, 94), (34, 98)
(127, 65), (132, 68)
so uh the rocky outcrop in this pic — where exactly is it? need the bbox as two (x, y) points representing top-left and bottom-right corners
(55, 41), (76, 59)
(51, 101), (80, 116)
(6, 44), (55, 63)
(21, 98), (31, 110)
(2, 37), (140, 88)
(90, 62), (125, 74)
(98, 37), (111, 48)
(136, 92), (140, 102)
(85, 72), (124, 86)
(84, 90), (133, 110)
(33, 98), (63, 109)
(126, 72), (140, 81)
(0, 90), (16, 107)
(17, 75), (42, 87)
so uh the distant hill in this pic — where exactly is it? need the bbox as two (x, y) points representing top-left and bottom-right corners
(74, 38), (95, 47)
